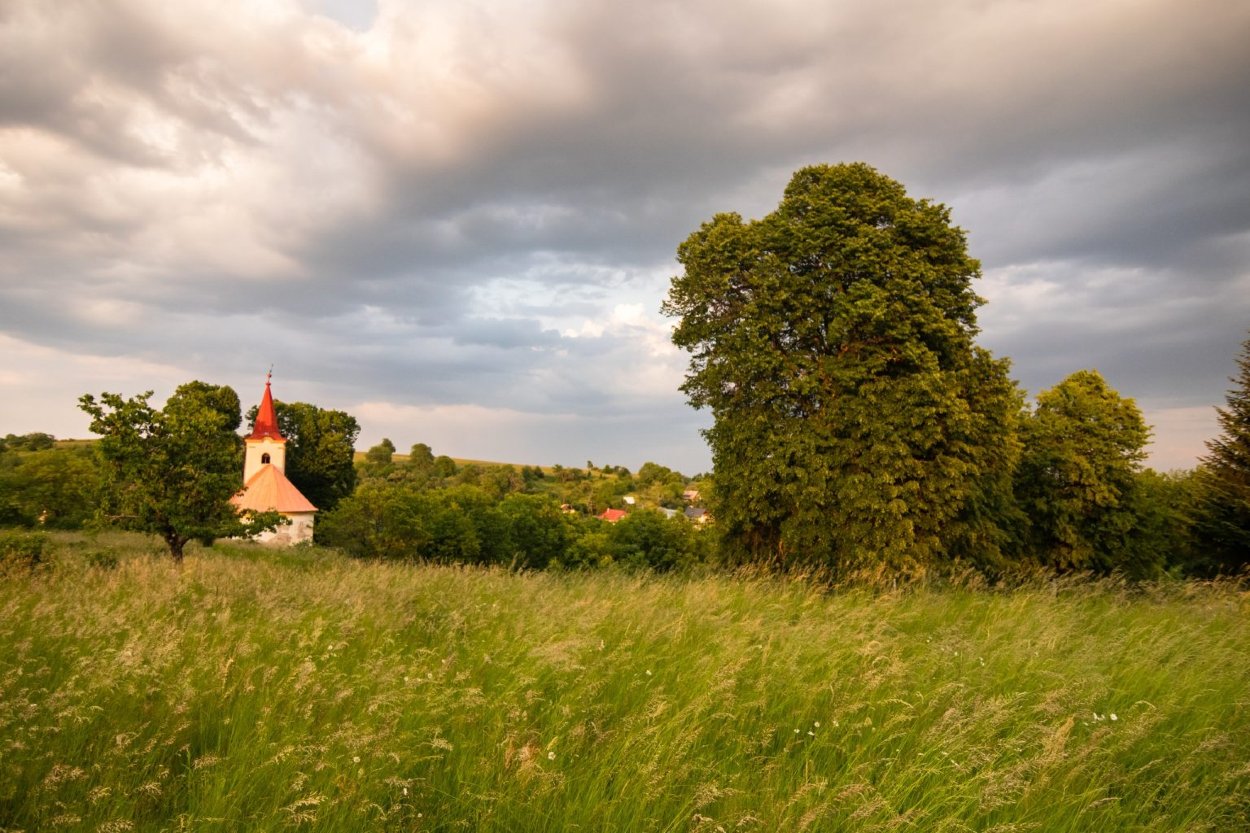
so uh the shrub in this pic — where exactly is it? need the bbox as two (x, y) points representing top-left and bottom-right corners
(0, 530), (47, 572)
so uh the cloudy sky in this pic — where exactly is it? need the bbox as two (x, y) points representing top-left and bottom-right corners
(2, 0), (1247, 474)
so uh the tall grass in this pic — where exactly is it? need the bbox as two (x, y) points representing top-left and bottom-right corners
(2, 534), (1248, 831)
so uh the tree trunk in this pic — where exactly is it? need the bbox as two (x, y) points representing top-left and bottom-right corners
(164, 531), (187, 563)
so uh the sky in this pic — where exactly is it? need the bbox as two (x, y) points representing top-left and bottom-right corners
(1, 0), (1247, 475)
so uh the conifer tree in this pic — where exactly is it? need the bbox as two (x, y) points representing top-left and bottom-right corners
(1193, 332), (1250, 573)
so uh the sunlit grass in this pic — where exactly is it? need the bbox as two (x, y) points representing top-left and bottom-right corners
(2, 534), (1248, 831)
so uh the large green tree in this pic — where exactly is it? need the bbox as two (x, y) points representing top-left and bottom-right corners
(80, 382), (278, 560)
(664, 163), (1020, 576)
(1014, 370), (1150, 572)
(1192, 331), (1250, 573)
(246, 400), (359, 513)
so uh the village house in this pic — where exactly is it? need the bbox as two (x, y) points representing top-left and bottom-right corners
(230, 374), (317, 545)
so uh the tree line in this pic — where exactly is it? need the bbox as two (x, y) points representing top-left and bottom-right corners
(663, 162), (1248, 579)
(2, 162), (1247, 578)
(0, 402), (713, 571)
(302, 437), (711, 570)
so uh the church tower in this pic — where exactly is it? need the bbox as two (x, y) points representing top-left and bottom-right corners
(244, 371), (287, 481)
(231, 373), (318, 545)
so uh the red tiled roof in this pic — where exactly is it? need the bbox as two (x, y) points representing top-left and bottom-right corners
(231, 464), (317, 514)
(247, 374), (285, 441)
(598, 508), (627, 523)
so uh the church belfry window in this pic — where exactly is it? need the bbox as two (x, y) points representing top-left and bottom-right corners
(262, 453), (271, 464)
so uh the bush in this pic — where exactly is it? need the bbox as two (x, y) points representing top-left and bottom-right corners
(0, 530), (47, 572)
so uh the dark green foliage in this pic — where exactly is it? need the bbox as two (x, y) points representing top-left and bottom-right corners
(246, 401), (359, 513)
(0, 433), (55, 452)
(365, 437), (396, 466)
(416, 486), (495, 565)
(664, 162), (1020, 576)
(455, 463), (483, 488)
(468, 465), (518, 499)
(1014, 370), (1150, 572)
(432, 455), (458, 478)
(607, 509), (705, 572)
(0, 446), (101, 529)
(498, 493), (569, 568)
(318, 475), (709, 572)
(562, 521), (614, 568)
(408, 443), (435, 473)
(319, 483), (568, 567)
(1192, 331), (1250, 574)
(359, 438), (398, 481)
(635, 461), (688, 508)
(1125, 469), (1200, 579)
(0, 530), (46, 572)
(315, 481), (429, 561)
(636, 462), (675, 487)
(80, 382), (280, 560)
(0, 456), (20, 527)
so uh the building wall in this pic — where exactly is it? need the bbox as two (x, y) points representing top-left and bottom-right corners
(253, 511), (315, 546)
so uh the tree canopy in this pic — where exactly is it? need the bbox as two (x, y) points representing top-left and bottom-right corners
(1014, 369), (1150, 572)
(80, 382), (278, 560)
(664, 162), (1020, 575)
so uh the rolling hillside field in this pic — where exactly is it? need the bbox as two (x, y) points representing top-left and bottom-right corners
(2, 535), (1248, 832)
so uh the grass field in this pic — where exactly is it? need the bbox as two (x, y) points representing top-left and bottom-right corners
(2, 535), (1248, 832)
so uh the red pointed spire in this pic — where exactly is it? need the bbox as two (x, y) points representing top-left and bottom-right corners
(248, 370), (285, 441)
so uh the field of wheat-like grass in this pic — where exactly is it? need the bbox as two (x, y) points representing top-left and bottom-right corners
(1, 536), (1248, 832)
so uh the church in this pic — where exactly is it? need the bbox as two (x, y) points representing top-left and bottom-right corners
(230, 375), (318, 545)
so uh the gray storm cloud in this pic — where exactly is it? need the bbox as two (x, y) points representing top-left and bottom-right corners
(1, 0), (1247, 473)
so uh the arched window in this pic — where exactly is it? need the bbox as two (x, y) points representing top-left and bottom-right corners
(261, 453), (271, 464)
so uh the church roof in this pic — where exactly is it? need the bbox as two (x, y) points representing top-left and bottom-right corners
(247, 374), (285, 441)
(231, 464), (317, 514)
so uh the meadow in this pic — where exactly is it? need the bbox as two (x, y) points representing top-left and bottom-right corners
(1, 534), (1248, 832)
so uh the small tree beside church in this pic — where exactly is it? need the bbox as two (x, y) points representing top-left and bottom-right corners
(80, 381), (280, 561)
